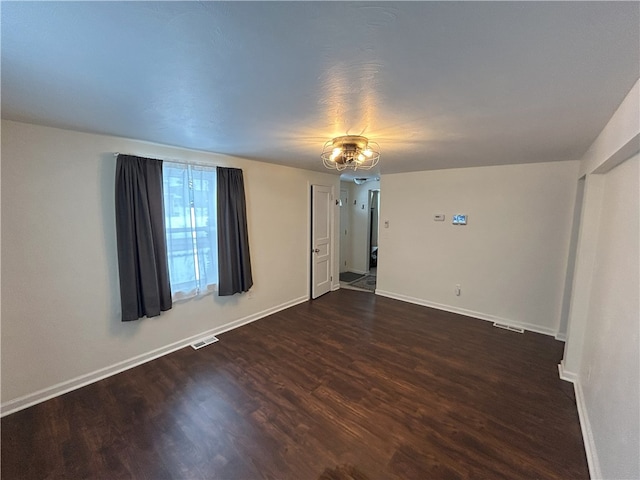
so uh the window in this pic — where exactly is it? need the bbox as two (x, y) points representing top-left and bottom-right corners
(162, 163), (218, 300)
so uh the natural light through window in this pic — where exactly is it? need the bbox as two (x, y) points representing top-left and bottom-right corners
(163, 163), (218, 300)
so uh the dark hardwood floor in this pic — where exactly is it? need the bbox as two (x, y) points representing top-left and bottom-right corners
(1, 290), (588, 479)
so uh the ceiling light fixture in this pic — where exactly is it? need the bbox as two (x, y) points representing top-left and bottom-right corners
(321, 135), (380, 171)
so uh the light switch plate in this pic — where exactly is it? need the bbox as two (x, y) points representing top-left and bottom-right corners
(434, 214), (445, 221)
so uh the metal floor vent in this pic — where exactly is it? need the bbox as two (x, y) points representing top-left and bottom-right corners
(493, 322), (524, 334)
(191, 335), (219, 350)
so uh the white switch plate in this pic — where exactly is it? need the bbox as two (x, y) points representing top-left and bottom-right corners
(434, 214), (445, 221)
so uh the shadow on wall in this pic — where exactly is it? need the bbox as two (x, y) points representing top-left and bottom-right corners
(99, 153), (139, 338)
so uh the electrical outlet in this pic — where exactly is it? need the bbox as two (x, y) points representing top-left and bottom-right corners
(455, 284), (461, 296)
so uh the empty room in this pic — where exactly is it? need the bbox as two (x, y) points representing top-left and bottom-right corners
(1, 2), (638, 479)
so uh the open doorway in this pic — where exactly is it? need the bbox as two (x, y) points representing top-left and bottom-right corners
(369, 189), (380, 272)
(338, 178), (380, 293)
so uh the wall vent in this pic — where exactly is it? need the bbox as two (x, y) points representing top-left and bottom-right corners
(492, 323), (524, 334)
(190, 336), (219, 350)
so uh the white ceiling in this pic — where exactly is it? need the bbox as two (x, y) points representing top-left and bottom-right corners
(2, 2), (639, 179)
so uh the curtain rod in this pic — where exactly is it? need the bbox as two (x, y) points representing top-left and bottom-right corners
(113, 152), (222, 169)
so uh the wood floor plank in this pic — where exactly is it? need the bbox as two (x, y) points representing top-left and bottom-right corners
(1, 290), (588, 479)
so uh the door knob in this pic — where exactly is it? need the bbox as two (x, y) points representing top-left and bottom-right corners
(313, 248), (320, 253)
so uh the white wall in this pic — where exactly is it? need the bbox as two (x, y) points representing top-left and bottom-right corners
(581, 155), (639, 480)
(561, 79), (640, 480)
(377, 161), (579, 334)
(0, 120), (340, 412)
(338, 181), (353, 272)
(338, 185), (350, 273)
(557, 177), (585, 339)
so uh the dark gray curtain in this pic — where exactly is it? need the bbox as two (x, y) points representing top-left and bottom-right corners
(217, 167), (253, 295)
(115, 154), (172, 321)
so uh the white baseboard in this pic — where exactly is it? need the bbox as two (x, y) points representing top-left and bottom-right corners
(558, 360), (599, 479)
(348, 269), (368, 275)
(1, 295), (308, 417)
(558, 361), (578, 383)
(555, 332), (567, 342)
(375, 290), (557, 337)
(574, 380), (601, 479)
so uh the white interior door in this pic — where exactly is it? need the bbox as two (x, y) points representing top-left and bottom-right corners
(311, 185), (332, 299)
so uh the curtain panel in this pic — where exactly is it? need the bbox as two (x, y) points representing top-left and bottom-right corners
(217, 167), (253, 296)
(115, 154), (172, 321)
